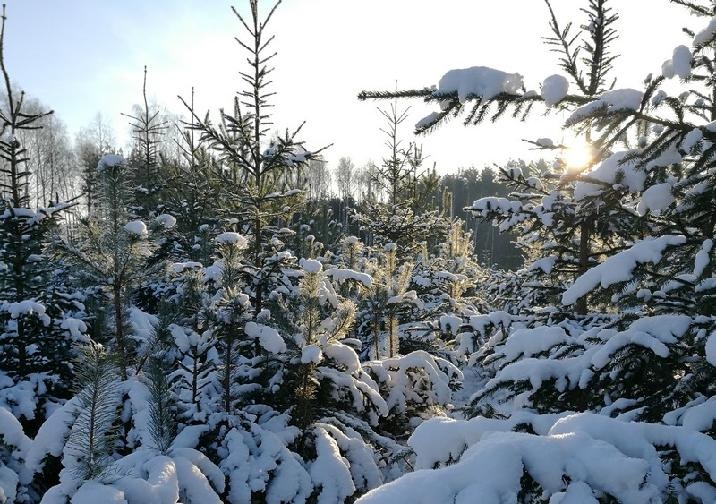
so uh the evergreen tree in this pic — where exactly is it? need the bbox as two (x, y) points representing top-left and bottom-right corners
(58, 154), (157, 378)
(355, 0), (716, 501)
(0, 5), (84, 431)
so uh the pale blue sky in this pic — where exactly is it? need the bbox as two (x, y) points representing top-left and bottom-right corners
(5, 0), (694, 172)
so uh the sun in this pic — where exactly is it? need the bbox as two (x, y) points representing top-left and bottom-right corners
(562, 140), (594, 172)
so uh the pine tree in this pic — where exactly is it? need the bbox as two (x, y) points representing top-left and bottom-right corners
(65, 344), (121, 481)
(58, 154), (157, 378)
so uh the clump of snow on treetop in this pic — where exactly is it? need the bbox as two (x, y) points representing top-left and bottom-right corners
(541, 74), (569, 106)
(124, 220), (148, 238)
(156, 213), (177, 229)
(245, 321), (286, 354)
(215, 232), (248, 248)
(300, 258), (322, 274)
(97, 154), (125, 171)
(662, 45), (692, 79)
(437, 66), (523, 102)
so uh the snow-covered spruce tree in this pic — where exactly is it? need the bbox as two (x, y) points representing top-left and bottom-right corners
(160, 88), (225, 265)
(357, 0), (716, 501)
(406, 219), (488, 362)
(124, 66), (169, 220)
(207, 232), (254, 416)
(0, 6), (86, 433)
(355, 104), (444, 254)
(263, 258), (403, 500)
(164, 263), (219, 425)
(179, 0), (321, 317)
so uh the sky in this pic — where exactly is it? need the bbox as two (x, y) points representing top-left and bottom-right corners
(4, 0), (696, 173)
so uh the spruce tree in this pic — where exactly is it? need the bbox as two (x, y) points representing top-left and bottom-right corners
(0, 5), (84, 430)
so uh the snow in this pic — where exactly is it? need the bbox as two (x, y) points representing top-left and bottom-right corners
(358, 412), (716, 504)
(0, 406), (31, 457)
(129, 307), (158, 345)
(471, 197), (522, 214)
(415, 112), (441, 131)
(124, 220), (148, 238)
(215, 232), (248, 248)
(0, 300), (50, 325)
(652, 90), (667, 106)
(60, 318), (88, 342)
(310, 427), (356, 504)
(156, 214), (177, 229)
(437, 66), (523, 102)
(637, 182), (673, 216)
(682, 128), (703, 152)
(323, 342), (361, 373)
(97, 154), (125, 171)
(0, 464), (19, 504)
(694, 17), (716, 46)
(245, 321), (286, 354)
(562, 235), (686, 305)
(672, 45), (693, 79)
(302, 344), (323, 364)
(71, 482), (127, 504)
(300, 258), (323, 274)
(541, 74), (569, 107)
(493, 326), (569, 363)
(662, 46), (692, 80)
(566, 89), (643, 125)
(574, 150), (645, 201)
(693, 239), (712, 277)
(327, 268), (372, 287)
(25, 396), (81, 474)
(706, 331), (716, 367)
(680, 396), (716, 431)
(439, 314), (463, 335)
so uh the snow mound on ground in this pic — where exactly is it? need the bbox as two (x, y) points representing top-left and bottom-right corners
(358, 413), (716, 504)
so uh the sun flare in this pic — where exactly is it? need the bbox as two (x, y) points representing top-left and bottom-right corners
(562, 140), (594, 172)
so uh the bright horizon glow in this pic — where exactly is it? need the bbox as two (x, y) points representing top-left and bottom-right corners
(4, 0), (695, 173)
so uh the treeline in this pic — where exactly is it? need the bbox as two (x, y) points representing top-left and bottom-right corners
(1, 91), (527, 271)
